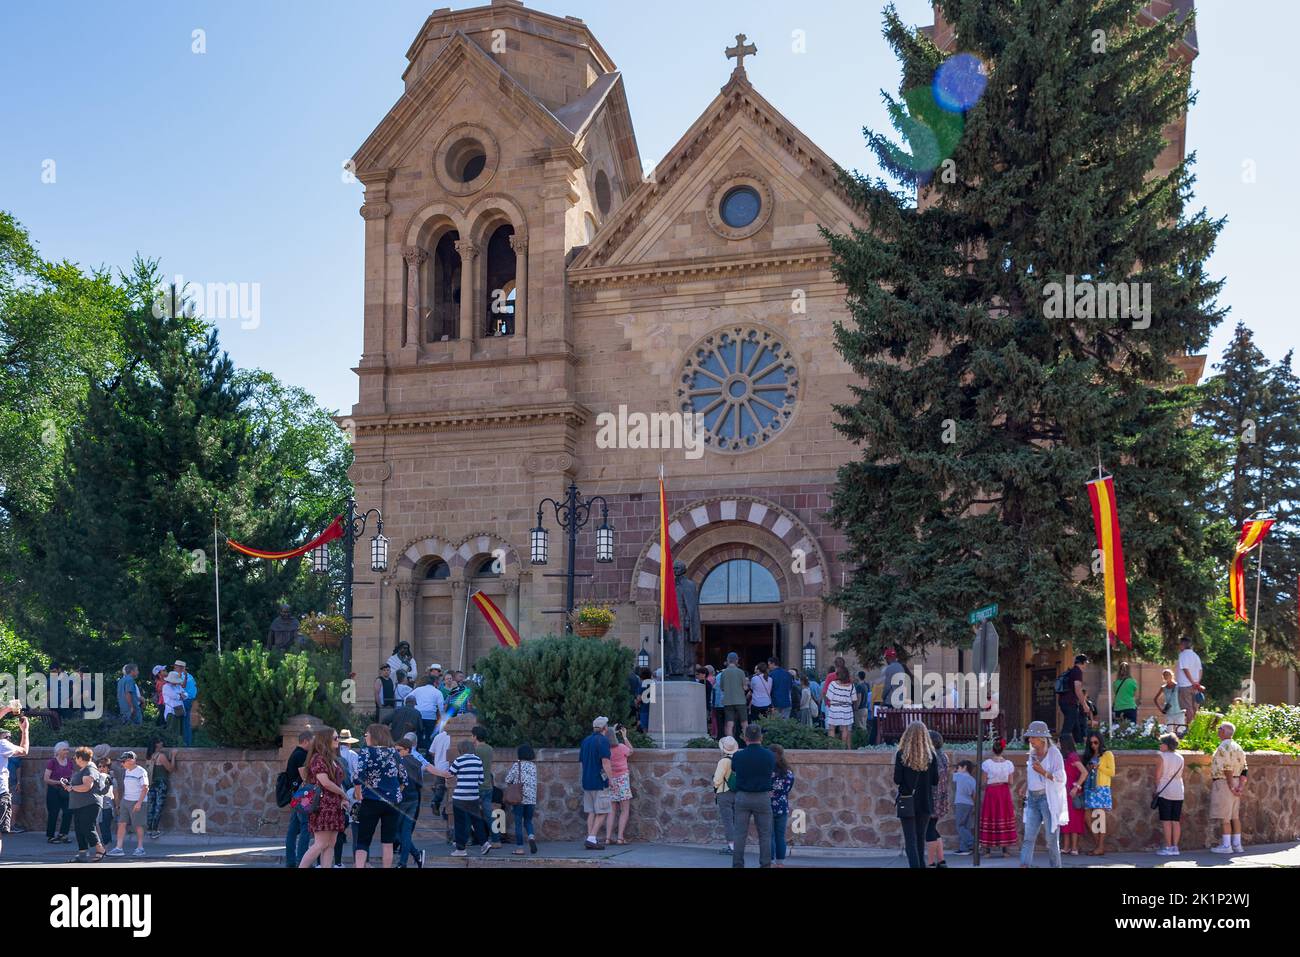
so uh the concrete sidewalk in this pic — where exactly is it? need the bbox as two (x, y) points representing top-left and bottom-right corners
(2, 830), (1296, 868)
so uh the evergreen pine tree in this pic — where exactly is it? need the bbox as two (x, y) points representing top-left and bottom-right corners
(825, 1), (1225, 680)
(1198, 323), (1300, 662)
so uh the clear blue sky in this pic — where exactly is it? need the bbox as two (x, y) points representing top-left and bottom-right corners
(1, 1), (1292, 415)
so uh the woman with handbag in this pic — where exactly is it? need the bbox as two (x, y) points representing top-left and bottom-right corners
(297, 727), (348, 869)
(893, 721), (938, 869)
(503, 742), (538, 855)
(1059, 733), (1087, 855)
(1153, 733), (1185, 856)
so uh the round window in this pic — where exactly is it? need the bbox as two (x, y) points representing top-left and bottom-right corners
(677, 327), (799, 453)
(719, 186), (761, 229)
(445, 138), (487, 184)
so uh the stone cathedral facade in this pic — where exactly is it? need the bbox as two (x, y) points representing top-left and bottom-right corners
(344, 0), (1203, 725)
(346, 0), (862, 685)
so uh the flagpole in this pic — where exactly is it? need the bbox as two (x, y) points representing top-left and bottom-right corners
(659, 614), (666, 750)
(459, 588), (475, 673)
(1249, 534), (1266, 702)
(213, 505), (222, 656)
(1097, 457), (1112, 735)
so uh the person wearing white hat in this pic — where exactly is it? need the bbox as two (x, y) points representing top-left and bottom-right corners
(161, 672), (186, 741)
(712, 736), (740, 855)
(1016, 720), (1069, 868)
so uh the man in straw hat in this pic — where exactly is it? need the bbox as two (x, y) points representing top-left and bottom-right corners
(1015, 720), (1069, 868)
(161, 671), (186, 741)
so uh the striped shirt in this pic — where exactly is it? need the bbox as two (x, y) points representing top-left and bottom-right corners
(449, 753), (485, 801)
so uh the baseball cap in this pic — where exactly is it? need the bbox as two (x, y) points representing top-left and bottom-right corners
(592, 716), (609, 730)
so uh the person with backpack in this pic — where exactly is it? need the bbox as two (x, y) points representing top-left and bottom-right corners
(1056, 654), (1089, 745)
(711, 736), (739, 856)
(297, 727), (348, 869)
(394, 736), (428, 868)
(64, 747), (108, 863)
(894, 721), (939, 869)
(280, 730), (315, 868)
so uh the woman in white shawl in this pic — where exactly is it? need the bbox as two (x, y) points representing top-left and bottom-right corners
(1015, 720), (1069, 868)
(386, 642), (417, 682)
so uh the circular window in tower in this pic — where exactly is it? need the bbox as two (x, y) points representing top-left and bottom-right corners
(720, 186), (761, 228)
(445, 138), (487, 183)
(705, 174), (773, 240)
(677, 326), (799, 454)
(433, 124), (499, 196)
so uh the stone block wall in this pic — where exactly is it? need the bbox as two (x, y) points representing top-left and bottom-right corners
(14, 745), (1297, 853)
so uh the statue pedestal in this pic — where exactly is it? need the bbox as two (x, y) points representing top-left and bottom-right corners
(648, 680), (707, 749)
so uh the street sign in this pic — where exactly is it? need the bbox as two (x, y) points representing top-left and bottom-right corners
(972, 620), (999, 677)
(968, 603), (998, 625)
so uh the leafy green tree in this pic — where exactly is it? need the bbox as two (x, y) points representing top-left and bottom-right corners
(826, 1), (1224, 676)
(1197, 324), (1300, 663)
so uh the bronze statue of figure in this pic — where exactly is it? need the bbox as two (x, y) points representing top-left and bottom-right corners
(664, 560), (701, 680)
(267, 604), (300, 652)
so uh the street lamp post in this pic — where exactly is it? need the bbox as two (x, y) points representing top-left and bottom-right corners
(531, 482), (614, 631)
(311, 497), (387, 673)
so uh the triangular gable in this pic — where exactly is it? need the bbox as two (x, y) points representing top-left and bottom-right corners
(570, 73), (863, 271)
(352, 30), (575, 174)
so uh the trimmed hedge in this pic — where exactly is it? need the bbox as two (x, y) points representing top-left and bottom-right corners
(0, 716), (185, 749)
(474, 634), (636, 748)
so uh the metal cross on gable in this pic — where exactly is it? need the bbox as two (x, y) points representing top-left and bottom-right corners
(726, 32), (757, 74)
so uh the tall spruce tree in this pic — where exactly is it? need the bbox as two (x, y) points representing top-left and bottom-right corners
(826, 1), (1225, 678)
(1198, 324), (1300, 663)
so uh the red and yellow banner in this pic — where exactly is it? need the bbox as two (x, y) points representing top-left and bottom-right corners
(659, 468), (680, 629)
(1086, 476), (1131, 648)
(1229, 518), (1273, 621)
(227, 516), (344, 561)
(471, 591), (521, 649)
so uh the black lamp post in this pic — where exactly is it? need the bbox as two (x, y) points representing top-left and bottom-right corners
(531, 482), (614, 632)
(802, 640), (817, 675)
(311, 497), (387, 673)
(637, 640), (651, 672)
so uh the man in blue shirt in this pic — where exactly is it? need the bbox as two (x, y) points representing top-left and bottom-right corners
(730, 723), (776, 868)
(116, 664), (142, 724)
(767, 657), (794, 719)
(578, 716), (613, 851)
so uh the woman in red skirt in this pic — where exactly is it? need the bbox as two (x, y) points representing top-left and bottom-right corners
(297, 727), (349, 869)
(979, 739), (1017, 856)
(1059, 733), (1088, 855)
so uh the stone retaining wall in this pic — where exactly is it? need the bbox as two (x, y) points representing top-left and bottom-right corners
(13, 747), (283, 838)
(13, 745), (1298, 852)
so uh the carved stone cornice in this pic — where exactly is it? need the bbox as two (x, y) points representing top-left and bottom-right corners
(348, 402), (590, 437)
(568, 249), (833, 291)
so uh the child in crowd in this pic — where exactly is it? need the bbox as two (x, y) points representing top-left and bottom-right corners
(952, 760), (976, 854)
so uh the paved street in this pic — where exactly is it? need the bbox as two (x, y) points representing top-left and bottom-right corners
(2, 831), (1296, 868)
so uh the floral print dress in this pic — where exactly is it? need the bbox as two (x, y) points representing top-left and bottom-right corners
(307, 754), (345, 833)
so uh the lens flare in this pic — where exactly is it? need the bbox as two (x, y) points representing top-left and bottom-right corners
(934, 52), (988, 113)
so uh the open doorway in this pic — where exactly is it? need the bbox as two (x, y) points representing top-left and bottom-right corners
(700, 620), (778, 673)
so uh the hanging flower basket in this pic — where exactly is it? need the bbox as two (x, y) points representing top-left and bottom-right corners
(571, 602), (615, 638)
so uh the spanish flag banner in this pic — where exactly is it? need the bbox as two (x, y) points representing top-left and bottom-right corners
(471, 591), (521, 649)
(227, 516), (344, 561)
(659, 467), (680, 629)
(1230, 518), (1274, 622)
(1086, 476), (1132, 648)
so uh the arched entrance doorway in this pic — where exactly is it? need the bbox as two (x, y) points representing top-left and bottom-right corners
(697, 557), (782, 672)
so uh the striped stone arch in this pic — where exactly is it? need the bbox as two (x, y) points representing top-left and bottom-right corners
(629, 495), (829, 602)
(395, 532), (523, 582)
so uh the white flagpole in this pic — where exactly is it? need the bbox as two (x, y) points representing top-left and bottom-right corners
(459, 588), (475, 673)
(659, 614), (666, 750)
(213, 509), (222, 656)
(1249, 534), (1266, 702)
(1097, 456), (1112, 735)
